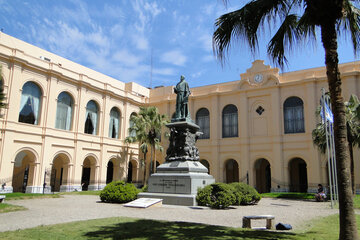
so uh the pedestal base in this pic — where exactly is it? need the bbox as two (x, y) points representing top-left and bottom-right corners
(142, 160), (215, 206)
(60, 185), (82, 192)
(0, 186), (13, 194)
(138, 192), (197, 206)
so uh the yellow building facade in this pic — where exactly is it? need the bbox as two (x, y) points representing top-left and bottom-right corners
(0, 33), (359, 194)
(149, 60), (360, 193)
(0, 33), (148, 193)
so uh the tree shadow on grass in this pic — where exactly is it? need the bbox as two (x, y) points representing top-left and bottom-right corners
(84, 219), (298, 240)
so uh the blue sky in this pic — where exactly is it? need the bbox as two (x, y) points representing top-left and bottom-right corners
(0, 0), (359, 88)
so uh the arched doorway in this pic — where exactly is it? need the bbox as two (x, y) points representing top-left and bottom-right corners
(127, 161), (133, 183)
(225, 159), (239, 183)
(12, 150), (37, 193)
(289, 158), (308, 192)
(255, 158), (271, 193)
(81, 156), (97, 191)
(51, 154), (70, 192)
(106, 160), (114, 184)
(200, 159), (210, 174)
(127, 160), (138, 183)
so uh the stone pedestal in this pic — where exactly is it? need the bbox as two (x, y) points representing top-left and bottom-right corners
(138, 121), (215, 206)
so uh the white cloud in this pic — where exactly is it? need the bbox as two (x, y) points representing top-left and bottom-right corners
(160, 50), (187, 66)
(202, 3), (216, 16)
(202, 55), (215, 62)
(103, 4), (125, 20)
(113, 49), (143, 67)
(153, 67), (176, 76)
(110, 24), (124, 39)
(129, 0), (164, 50)
(191, 70), (205, 79)
(131, 34), (149, 50)
(88, 31), (110, 49)
(144, 1), (163, 18)
(198, 33), (213, 52)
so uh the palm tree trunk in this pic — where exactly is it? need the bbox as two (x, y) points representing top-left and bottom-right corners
(321, 23), (358, 240)
(152, 144), (156, 174)
(143, 151), (148, 185)
(348, 142), (355, 195)
(150, 145), (153, 176)
(346, 123), (355, 194)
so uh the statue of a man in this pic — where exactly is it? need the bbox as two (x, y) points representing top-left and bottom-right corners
(174, 75), (190, 120)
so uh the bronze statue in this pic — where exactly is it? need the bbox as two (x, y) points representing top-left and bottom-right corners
(174, 75), (190, 120)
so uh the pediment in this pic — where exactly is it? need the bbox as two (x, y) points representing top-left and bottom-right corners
(239, 60), (280, 89)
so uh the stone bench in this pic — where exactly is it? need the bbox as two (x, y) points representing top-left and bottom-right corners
(242, 215), (275, 229)
(0, 195), (5, 203)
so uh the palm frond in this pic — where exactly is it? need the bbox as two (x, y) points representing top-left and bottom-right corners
(312, 123), (327, 154)
(213, 0), (290, 64)
(297, 10), (317, 46)
(267, 14), (300, 67)
(340, 0), (360, 55)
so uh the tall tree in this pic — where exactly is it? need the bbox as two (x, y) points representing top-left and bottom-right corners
(312, 95), (360, 194)
(213, 1), (360, 239)
(345, 95), (360, 193)
(125, 106), (168, 184)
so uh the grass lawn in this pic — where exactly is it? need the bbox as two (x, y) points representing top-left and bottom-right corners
(261, 192), (315, 200)
(353, 195), (360, 209)
(0, 203), (26, 213)
(3, 193), (60, 200)
(2, 191), (100, 200)
(60, 190), (101, 196)
(0, 214), (359, 240)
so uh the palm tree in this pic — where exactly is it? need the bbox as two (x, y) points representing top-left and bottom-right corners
(125, 106), (169, 184)
(345, 95), (360, 193)
(213, 1), (360, 239)
(312, 95), (360, 194)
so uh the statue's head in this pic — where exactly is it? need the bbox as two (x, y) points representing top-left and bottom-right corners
(180, 75), (185, 81)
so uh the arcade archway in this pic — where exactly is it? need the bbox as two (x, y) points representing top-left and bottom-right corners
(289, 158), (308, 192)
(225, 159), (239, 183)
(12, 150), (37, 193)
(254, 158), (271, 193)
(81, 156), (97, 191)
(50, 153), (70, 192)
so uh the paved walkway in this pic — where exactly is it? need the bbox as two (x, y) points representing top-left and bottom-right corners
(0, 195), (340, 232)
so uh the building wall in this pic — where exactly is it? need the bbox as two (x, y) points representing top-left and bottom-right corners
(0, 33), (147, 193)
(149, 60), (360, 193)
(0, 33), (359, 194)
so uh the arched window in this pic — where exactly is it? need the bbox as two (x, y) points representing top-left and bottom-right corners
(129, 113), (137, 137)
(222, 104), (238, 138)
(109, 107), (120, 138)
(19, 81), (42, 125)
(284, 97), (305, 134)
(84, 100), (98, 135)
(55, 92), (73, 130)
(196, 108), (210, 139)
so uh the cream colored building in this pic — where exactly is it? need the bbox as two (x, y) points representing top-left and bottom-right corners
(0, 32), (359, 194)
(0, 33), (148, 193)
(150, 60), (360, 193)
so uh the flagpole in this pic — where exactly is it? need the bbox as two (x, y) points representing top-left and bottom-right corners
(330, 121), (339, 203)
(322, 88), (334, 208)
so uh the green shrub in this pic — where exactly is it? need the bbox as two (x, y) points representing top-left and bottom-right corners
(229, 182), (261, 205)
(141, 185), (148, 192)
(100, 181), (139, 203)
(196, 183), (235, 209)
